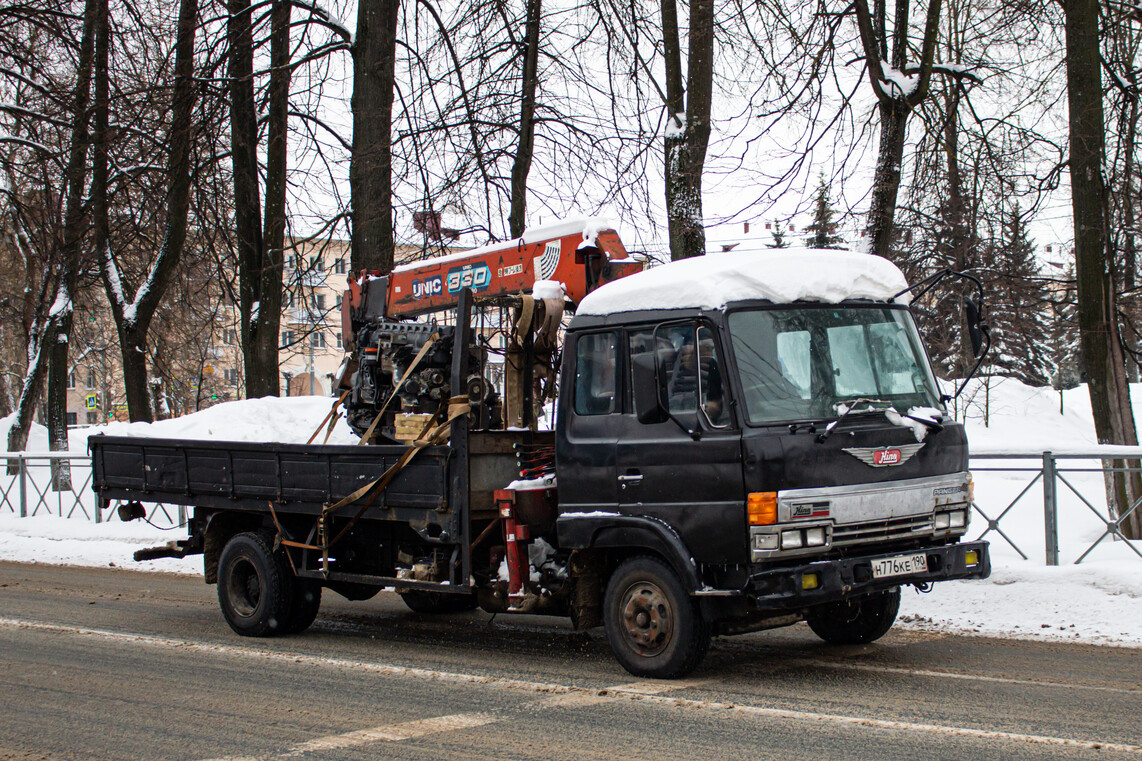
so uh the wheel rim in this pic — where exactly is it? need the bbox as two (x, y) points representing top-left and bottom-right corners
(618, 580), (673, 657)
(227, 557), (261, 618)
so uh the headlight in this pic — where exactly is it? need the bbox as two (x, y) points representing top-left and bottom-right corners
(949, 510), (967, 528)
(934, 512), (951, 529)
(781, 530), (803, 549)
(753, 533), (779, 550)
(805, 527), (827, 546)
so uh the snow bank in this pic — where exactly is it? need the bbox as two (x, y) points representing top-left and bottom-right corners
(0, 514), (199, 574)
(0, 395), (358, 455)
(576, 247), (909, 316)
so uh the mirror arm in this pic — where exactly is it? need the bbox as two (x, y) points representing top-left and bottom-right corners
(953, 323), (992, 400)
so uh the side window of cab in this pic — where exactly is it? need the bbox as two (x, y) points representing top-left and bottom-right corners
(574, 331), (618, 415)
(628, 323), (728, 428)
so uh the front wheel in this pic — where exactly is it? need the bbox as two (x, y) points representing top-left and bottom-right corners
(603, 556), (710, 679)
(805, 588), (901, 645)
(217, 531), (292, 637)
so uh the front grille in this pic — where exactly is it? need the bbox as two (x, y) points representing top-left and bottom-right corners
(832, 514), (933, 546)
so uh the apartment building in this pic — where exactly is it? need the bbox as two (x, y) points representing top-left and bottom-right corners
(64, 236), (464, 425)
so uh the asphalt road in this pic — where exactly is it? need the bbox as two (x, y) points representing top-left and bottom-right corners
(1, 560), (1139, 761)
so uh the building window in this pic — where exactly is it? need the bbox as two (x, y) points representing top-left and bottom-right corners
(222, 329), (236, 345)
(334, 257), (347, 274)
(224, 368), (239, 385)
(335, 294), (343, 308)
(87, 367), (97, 388)
(66, 412), (77, 426)
(281, 331), (293, 347)
(86, 411), (98, 425)
(309, 256), (323, 272)
(313, 293), (325, 310)
(310, 332), (326, 349)
(336, 332), (343, 349)
(66, 371), (75, 389)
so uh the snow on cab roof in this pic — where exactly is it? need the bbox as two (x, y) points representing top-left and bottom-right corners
(576, 247), (910, 316)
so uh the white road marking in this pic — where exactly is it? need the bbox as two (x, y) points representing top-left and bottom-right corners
(787, 658), (1140, 695)
(3, 617), (1139, 756)
(282, 712), (495, 755)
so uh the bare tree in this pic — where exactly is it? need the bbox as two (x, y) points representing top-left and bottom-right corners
(97, 0), (199, 422)
(351, 0), (399, 272)
(1065, 0), (1142, 540)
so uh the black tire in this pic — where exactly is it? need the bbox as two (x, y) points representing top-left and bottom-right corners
(603, 556), (710, 679)
(282, 580), (322, 634)
(399, 590), (479, 614)
(217, 531), (292, 637)
(806, 588), (901, 645)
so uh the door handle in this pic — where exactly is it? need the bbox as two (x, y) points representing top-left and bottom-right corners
(618, 473), (643, 485)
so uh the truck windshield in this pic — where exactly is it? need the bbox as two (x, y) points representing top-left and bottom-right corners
(727, 306), (942, 425)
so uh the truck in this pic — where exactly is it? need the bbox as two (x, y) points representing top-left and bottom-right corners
(90, 217), (992, 679)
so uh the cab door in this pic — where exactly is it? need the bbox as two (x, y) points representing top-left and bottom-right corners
(555, 330), (621, 513)
(616, 322), (746, 564)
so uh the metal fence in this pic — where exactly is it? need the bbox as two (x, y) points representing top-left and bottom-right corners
(0, 452), (185, 527)
(970, 451), (1142, 566)
(1, 451), (1139, 566)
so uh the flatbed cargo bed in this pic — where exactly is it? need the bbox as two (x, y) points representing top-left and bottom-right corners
(89, 434), (451, 518)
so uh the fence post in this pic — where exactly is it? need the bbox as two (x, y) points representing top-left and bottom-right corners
(178, 505), (186, 527)
(18, 458), (27, 518)
(1042, 451), (1059, 566)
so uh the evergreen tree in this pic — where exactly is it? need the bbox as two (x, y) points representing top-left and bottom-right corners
(768, 221), (789, 248)
(1046, 260), (1081, 393)
(987, 205), (1052, 386)
(804, 175), (846, 249)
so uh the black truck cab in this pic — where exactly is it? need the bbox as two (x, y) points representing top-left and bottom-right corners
(554, 251), (988, 676)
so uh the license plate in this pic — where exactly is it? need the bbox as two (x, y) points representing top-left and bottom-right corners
(871, 552), (928, 579)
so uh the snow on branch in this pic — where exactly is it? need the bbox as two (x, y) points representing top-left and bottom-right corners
(0, 133), (55, 155)
(0, 102), (71, 129)
(875, 61), (983, 101)
(290, 0), (353, 44)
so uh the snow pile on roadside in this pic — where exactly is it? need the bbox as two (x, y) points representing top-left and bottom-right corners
(0, 514), (198, 575)
(897, 558), (1142, 647)
(0, 395), (359, 455)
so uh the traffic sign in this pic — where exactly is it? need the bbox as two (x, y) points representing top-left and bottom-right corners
(85, 394), (97, 410)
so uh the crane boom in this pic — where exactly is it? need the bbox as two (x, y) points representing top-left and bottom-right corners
(344, 218), (642, 324)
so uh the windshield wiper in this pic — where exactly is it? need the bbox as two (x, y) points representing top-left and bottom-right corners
(815, 398), (894, 443)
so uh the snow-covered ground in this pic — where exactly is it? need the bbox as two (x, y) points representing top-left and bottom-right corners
(1, 382), (1141, 648)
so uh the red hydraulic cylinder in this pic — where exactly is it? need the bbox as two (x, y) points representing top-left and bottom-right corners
(495, 489), (530, 604)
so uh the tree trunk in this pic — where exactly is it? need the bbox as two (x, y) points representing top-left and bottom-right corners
(238, 0), (291, 399)
(854, 0), (942, 262)
(47, 311), (73, 489)
(1065, 0), (1142, 540)
(867, 101), (909, 261)
(941, 89), (976, 377)
(14, 0), (100, 480)
(662, 0), (713, 261)
(229, 0), (268, 398)
(508, 0), (542, 239)
(350, 0), (400, 273)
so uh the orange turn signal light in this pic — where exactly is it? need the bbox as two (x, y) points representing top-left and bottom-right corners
(747, 492), (778, 526)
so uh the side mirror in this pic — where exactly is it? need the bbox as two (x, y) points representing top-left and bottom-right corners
(965, 298), (984, 358)
(632, 352), (668, 424)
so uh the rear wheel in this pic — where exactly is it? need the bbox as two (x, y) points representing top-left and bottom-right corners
(603, 556), (710, 679)
(806, 588), (901, 644)
(282, 580), (322, 634)
(217, 532), (291, 637)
